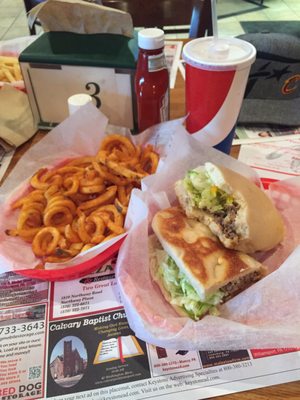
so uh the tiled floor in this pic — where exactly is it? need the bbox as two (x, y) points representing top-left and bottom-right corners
(0, 0), (300, 41)
(216, 0), (300, 37)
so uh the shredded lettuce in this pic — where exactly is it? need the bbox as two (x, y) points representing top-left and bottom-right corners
(157, 255), (223, 320)
(183, 169), (233, 212)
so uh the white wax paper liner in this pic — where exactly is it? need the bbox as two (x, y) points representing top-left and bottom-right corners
(0, 103), (183, 272)
(116, 130), (300, 350)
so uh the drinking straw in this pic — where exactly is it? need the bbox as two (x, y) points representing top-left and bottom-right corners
(211, 0), (218, 39)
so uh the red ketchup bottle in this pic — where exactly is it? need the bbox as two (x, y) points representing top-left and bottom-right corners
(135, 28), (170, 132)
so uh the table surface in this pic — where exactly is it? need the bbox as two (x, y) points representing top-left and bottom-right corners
(3, 53), (300, 400)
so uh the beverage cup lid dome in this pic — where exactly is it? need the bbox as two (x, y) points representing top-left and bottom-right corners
(138, 28), (165, 50)
(183, 36), (256, 71)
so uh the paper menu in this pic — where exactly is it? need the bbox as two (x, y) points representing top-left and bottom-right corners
(2, 264), (300, 399)
(238, 138), (300, 181)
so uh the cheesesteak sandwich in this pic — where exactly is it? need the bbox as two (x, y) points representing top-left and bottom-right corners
(150, 207), (266, 320)
(175, 162), (284, 253)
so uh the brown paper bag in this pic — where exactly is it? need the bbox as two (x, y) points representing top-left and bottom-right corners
(0, 85), (36, 148)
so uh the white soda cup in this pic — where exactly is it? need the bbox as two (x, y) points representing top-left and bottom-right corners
(183, 37), (256, 154)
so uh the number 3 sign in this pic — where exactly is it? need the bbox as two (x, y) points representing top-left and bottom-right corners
(21, 64), (137, 131)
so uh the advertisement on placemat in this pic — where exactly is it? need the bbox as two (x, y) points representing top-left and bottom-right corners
(1, 258), (300, 400)
(46, 310), (150, 397)
(0, 304), (47, 400)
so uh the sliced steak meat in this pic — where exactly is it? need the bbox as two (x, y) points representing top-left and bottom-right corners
(212, 202), (240, 240)
(220, 270), (263, 302)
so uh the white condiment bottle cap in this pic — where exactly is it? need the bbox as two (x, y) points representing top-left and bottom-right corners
(138, 28), (165, 50)
(68, 94), (93, 115)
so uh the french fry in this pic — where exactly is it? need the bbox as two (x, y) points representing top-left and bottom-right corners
(0, 55), (19, 64)
(13, 64), (22, 81)
(3, 68), (15, 83)
(0, 55), (22, 83)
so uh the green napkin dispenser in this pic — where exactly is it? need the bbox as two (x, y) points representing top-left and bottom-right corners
(19, 32), (138, 131)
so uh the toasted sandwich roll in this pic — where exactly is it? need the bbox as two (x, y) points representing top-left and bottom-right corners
(150, 207), (266, 320)
(175, 162), (284, 253)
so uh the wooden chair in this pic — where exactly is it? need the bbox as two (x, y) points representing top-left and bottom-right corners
(101, 0), (213, 38)
(23, 0), (45, 35)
